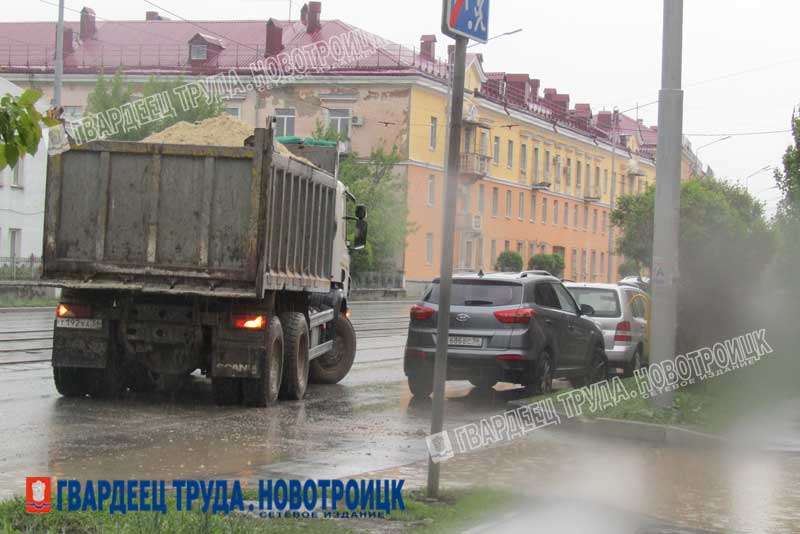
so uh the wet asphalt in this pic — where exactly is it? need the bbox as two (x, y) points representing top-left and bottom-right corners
(2, 303), (800, 533)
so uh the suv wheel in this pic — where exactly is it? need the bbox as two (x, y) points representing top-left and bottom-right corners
(585, 344), (609, 386)
(623, 347), (642, 378)
(407, 367), (434, 398)
(528, 351), (553, 395)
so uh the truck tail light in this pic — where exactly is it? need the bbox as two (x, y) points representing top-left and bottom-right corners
(233, 315), (267, 330)
(614, 321), (632, 342)
(494, 308), (536, 324)
(56, 303), (91, 318)
(410, 305), (434, 321)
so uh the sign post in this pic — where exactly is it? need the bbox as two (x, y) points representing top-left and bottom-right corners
(426, 0), (490, 499)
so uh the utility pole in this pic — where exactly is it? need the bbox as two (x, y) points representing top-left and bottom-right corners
(427, 35), (467, 498)
(54, 0), (65, 108)
(650, 0), (684, 408)
(607, 107), (619, 282)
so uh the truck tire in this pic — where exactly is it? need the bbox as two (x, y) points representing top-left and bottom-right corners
(212, 377), (241, 406)
(54, 367), (96, 397)
(309, 315), (355, 384)
(242, 316), (284, 407)
(91, 349), (124, 399)
(279, 312), (310, 401)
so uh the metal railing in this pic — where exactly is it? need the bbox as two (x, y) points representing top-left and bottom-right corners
(0, 255), (42, 280)
(459, 152), (491, 177)
(351, 271), (405, 290)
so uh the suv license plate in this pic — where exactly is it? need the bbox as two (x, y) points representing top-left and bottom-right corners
(448, 335), (482, 347)
(56, 318), (102, 330)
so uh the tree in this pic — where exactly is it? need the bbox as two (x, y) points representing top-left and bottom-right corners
(337, 145), (411, 278)
(769, 112), (800, 295)
(495, 250), (523, 272)
(617, 258), (641, 278)
(312, 119), (343, 142)
(85, 72), (222, 141)
(528, 253), (564, 277)
(612, 177), (773, 349)
(0, 89), (56, 171)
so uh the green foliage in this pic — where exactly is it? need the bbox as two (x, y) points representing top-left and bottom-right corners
(85, 71), (222, 141)
(768, 112), (800, 295)
(611, 176), (773, 348)
(495, 250), (523, 272)
(0, 89), (57, 171)
(312, 119), (343, 142)
(337, 146), (410, 276)
(617, 258), (641, 278)
(527, 253), (564, 277)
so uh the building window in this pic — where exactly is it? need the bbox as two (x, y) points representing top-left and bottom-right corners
(564, 202), (569, 228)
(600, 252), (606, 274)
(505, 190), (512, 218)
(566, 157), (572, 188)
(517, 241), (524, 255)
(554, 155), (561, 191)
(62, 105), (83, 121)
(576, 160), (582, 193)
(545, 150), (551, 179)
(491, 239), (497, 265)
(553, 199), (559, 225)
(530, 195), (536, 222)
(591, 250), (597, 277)
(275, 108), (295, 136)
(504, 240), (510, 251)
(593, 209), (598, 233)
(571, 248), (578, 276)
(583, 206), (589, 231)
(427, 175), (436, 206)
(542, 198), (548, 224)
(573, 204), (579, 229)
(190, 44), (207, 60)
(429, 116), (437, 149)
(425, 233), (434, 264)
(493, 136), (500, 165)
(10, 157), (23, 188)
(585, 163), (591, 194)
(476, 237), (484, 269)
(603, 169), (609, 194)
(480, 131), (489, 156)
(594, 166), (601, 196)
(621, 176), (626, 196)
(602, 211), (607, 234)
(224, 105), (241, 119)
(507, 140), (514, 168)
(491, 187), (499, 217)
(581, 249), (588, 279)
(520, 143), (528, 179)
(328, 109), (351, 139)
(478, 184), (485, 212)
(518, 192), (524, 220)
(8, 228), (21, 258)
(533, 147), (540, 180)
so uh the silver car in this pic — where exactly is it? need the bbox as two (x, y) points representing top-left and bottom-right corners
(564, 282), (649, 376)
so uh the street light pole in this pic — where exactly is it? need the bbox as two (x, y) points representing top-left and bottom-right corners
(607, 107), (619, 283)
(650, 0), (684, 409)
(54, 0), (65, 108)
(693, 135), (731, 175)
(427, 35), (467, 499)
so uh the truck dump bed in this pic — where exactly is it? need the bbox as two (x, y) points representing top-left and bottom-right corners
(42, 129), (338, 297)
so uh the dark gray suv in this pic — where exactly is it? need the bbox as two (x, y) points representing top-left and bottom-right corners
(404, 272), (608, 396)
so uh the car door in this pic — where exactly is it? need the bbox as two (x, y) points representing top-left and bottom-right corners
(552, 282), (592, 369)
(533, 282), (566, 367)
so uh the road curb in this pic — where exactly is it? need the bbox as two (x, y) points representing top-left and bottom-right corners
(507, 398), (727, 448)
(0, 306), (55, 314)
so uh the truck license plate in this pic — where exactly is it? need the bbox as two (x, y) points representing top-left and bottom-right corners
(448, 335), (482, 347)
(56, 318), (102, 330)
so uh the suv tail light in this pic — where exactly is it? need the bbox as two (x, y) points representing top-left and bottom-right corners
(496, 353), (523, 361)
(410, 305), (434, 321)
(232, 315), (267, 330)
(56, 303), (91, 319)
(494, 308), (536, 324)
(614, 321), (632, 342)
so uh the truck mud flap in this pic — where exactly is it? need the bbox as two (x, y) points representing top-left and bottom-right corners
(212, 329), (265, 378)
(52, 324), (110, 369)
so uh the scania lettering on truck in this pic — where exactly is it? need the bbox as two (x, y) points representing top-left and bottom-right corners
(41, 126), (366, 406)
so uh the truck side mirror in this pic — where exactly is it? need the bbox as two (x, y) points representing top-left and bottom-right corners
(353, 220), (367, 250)
(355, 204), (366, 220)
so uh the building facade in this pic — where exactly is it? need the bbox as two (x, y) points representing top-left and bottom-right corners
(1, 2), (699, 292)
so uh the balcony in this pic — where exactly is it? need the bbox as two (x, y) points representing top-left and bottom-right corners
(583, 186), (601, 202)
(459, 152), (491, 182)
(531, 180), (551, 191)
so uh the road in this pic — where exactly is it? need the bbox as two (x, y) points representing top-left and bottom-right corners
(2, 303), (800, 533)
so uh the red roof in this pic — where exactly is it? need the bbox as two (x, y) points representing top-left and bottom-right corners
(0, 15), (450, 78)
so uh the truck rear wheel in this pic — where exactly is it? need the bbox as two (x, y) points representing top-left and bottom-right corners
(279, 312), (310, 401)
(242, 316), (283, 407)
(54, 367), (96, 397)
(309, 315), (355, 384)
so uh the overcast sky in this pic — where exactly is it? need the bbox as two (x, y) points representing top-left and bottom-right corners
(9, 0), (800, 214)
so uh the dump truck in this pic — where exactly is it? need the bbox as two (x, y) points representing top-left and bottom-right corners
(41, 126), (366, 406)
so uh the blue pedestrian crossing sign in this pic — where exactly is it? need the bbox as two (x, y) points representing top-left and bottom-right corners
(442, 0), (490, 43)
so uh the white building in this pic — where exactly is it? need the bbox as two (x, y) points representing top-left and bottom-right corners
(0, 77), (48, 263)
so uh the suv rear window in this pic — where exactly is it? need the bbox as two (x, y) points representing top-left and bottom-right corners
(425, 281), (523, 307)
(568, 288), (621, 318)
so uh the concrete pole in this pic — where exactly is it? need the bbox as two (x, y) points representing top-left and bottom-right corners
(54, 0), (65, 108)
(607, 108), (619, 282)
(427, 35), (467, 499)
(650, 0), (684, 408)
